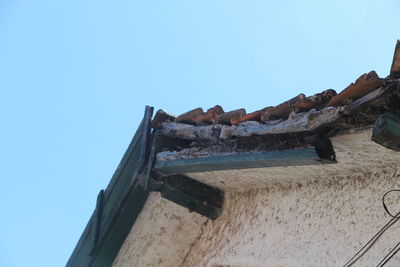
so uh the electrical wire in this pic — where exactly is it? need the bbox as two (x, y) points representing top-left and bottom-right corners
(374, 190), (400, 266)
(376, 240), (400, 267)
(343, 190), (400, 267)
(343, 215), (400, 267)
(380, 246), (400, 266)
(382, 190), (400, 218)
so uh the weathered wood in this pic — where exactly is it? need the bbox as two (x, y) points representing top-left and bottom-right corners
(154, 148), (333, 174)
(90, 183), (149, 267)
(67, 106), (154, 267)
(159, 82), (399, 142)
(98, 106), (152, 240)
(346, 85), (387, 111)
(159, 175), (224, 220)
(140, 130), (158, 191)
(224, 107), (344, 138)
(91, 190), (104, 256)
(161, 107), (343, 140)
(160, 122), (223, 140)
(372, 113), (400, 151)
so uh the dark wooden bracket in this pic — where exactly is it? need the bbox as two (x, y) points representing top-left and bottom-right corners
(139, 130), (225, 220)
(149, 174), (224, 220)
(372, 113), (400, 151)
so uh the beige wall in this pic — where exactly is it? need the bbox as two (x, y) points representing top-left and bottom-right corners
(113, 130), (400, 266)
(114, 167), (400, 267)
(182, 168), (400, 266)
(112, 193), (207, 267)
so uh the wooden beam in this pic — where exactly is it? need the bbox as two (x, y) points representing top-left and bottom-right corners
(159, 175), (224, 220)
(154, 148), (334, 175)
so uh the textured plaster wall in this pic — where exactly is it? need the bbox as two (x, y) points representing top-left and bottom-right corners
(112, 192), (207, 267)
(182, 168), (400, 266)
(113, 130), (400, 266)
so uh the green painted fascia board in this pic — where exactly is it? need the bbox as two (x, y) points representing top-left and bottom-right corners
(67, 106), (153, 267)
(90, 183), (149, 267)
(154, 148), (333, 175)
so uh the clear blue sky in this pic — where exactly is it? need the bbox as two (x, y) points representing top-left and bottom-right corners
(0, 1), (399, 266)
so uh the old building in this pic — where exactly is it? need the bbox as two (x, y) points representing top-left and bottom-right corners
(68, 41), (400, 267)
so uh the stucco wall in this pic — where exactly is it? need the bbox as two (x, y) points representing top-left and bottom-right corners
(113, 130), (400, 266)
(182, 167), (400, 266)
(112, 192), (207, 267)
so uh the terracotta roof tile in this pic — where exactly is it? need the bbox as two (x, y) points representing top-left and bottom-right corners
(175, 105), (224, 125)
(390, 40), (400, 78)
(151, 109), (176, 129)
(260, 94), (305, 122)
(176, 108), (204, 124)
(295, 89), (337, 112)
(192, 105), (224, 125)
(326, 71), (383, 107)
(216, 108), (246, 125)
(231, 107), (271, 125)
(152, 41), (398, 128)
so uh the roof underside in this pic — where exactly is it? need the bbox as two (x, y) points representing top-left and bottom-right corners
(177, 129), (400, 191)
(68, 40), (400, 267)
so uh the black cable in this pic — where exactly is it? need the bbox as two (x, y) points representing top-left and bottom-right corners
(382, 190), (400, 218)
(343, 190), (400, 267)
(343, 216), (400, 267)
(382, 245), (400, 266)
(376, 240), (400, 267)
(381, 246), (400, 266)
(373, 190), (400, 266)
